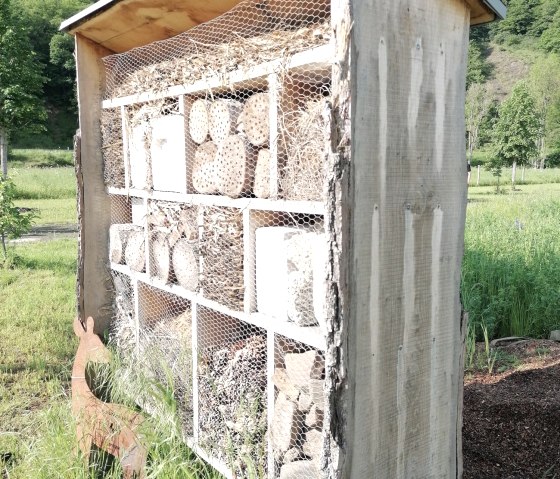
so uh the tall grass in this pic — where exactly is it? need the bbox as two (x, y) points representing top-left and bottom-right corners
(462, 184), (560, 339)
(9, 167), (76, 200)
(9, 149), (73, 168)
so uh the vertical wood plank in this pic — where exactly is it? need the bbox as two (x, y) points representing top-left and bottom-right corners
(75, 34), (115, 334)
(268, 73), (279, 199)
(192, 301), (200, 442)
(334, 0), (471, 477)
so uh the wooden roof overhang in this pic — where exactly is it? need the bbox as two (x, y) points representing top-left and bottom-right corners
(60, 0), (506, 53)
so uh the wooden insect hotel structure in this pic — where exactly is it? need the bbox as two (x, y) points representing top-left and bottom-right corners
(62, 0), (505, 477)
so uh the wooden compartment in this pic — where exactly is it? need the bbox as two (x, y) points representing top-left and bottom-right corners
(196, 306), (268, 477)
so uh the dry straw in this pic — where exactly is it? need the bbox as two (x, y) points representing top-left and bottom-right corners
(280, 97), (328, 201)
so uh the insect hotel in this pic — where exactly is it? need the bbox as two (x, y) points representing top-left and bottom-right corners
(62, 0), (505, 477)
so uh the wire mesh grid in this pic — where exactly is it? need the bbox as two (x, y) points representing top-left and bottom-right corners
(137, 283), (194, 437)
(197, 307), (268, 477)
(101, 0), (332, 475)
(272, 336), (325, 478)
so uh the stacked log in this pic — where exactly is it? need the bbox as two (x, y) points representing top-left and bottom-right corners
(189, 99), (210, 144)
(189, 92), (271, 198)
(147, 202), (199, 289)
(271, 348), (325, 477)
(240, 93), (269, 147)
(110, 224), (142, 264)
(216, 134), (256, 198)
(254, 148), (271, 199)
(192, 141), (219, 194)
(124, 227), (146, 272)
(208, 100), (242, 144)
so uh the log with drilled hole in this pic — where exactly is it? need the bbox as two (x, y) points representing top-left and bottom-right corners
(150, 229), (171, 282)
(241, 92), (269, 146)
(254, 148), (271, 199)
(124, 228), (145, 272)
(192, 141), (219, 194)
(208, 99), (242, 144)
(172, 238), (199, 291)
(216, 134), (256, 198)
(110, 224), (142, 264)
(189, 99), (210, 144)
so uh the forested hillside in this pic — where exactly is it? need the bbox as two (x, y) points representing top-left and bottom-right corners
(468, 0), (560, 170)
(7, 0), (94, 149)
(4, 0), (560, 158)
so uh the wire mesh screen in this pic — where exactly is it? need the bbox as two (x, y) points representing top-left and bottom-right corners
(101, 0), (332, 476)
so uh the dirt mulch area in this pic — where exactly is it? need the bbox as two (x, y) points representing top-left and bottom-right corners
(463, 340), (560, 479)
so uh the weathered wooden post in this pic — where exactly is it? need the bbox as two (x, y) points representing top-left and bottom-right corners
(62, 0), (505, 476)
(326, 0), (505, 477)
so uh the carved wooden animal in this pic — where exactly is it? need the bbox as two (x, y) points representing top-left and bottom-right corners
(72, 316), (147, 478)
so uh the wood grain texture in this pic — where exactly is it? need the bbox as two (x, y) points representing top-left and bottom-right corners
(76, 35), (114, 334)
(338, 0), (470, 477)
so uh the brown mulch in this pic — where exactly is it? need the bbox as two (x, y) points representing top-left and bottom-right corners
(463, 340), (560, 479)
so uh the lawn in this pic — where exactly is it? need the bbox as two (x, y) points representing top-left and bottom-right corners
(1, 152), (560, 476)
(0, 240), (78, 475)
(463, 183), (560, 339)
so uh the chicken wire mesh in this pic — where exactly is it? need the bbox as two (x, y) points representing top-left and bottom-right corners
(101, 0), (332, 476)
(197, 307), (268, 476)
(272, 337), (325, 478)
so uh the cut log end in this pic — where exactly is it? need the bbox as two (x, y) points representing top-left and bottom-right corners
(254, 148), (271, 199)
(172, 238), (199, 291)
(192, 141), (219, 194)
(124, 229), (146, 272)
(216, 135), (257, 198)
(150, 230), (171, 283)
(208, 99), (242, 144)
(189, 99), (210, 144)
(241, 92), (270, 146)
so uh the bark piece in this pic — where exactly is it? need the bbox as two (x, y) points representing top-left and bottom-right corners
(271, 392), (301, 457)
(189, 99), (210, 144)
(297, 392), (312, 413)
(279, 460), (319, 479)
(302, 429), (322, 460)
(192, 141), (218, 194)
(283, 447), (303, 464)
(208, 99), (242, 144)
(150, 229), (171, 282)
(125, 228), (145, 272)
(284, 350), (322, 389)
(272, 368), (300, 402)
(305, 404), (324, 429)
(308, 379), (324, 411)
(172, 238), (199, 291)
(241, 92), (269, 146)
(254, 148), (271, 198)
(110, 224), (141, 264)
(216, 134), (256, 198)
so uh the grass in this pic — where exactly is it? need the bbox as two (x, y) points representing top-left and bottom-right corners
(14, 198), (76, 225)
(8, 149), (73, 168)
(0, 239), (222, 478)
(462, 183), (560, 339)
(470, 164), (560, 187)
(9, 167), (76, 200)
(0, 240), (78, 473)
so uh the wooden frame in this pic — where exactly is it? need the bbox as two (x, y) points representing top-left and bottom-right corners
(68, 0), (506, 476)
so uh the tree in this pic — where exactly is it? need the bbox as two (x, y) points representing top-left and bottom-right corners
(466, 83), (494, 163)
(0, 0), (46, 176)
(527, 54), (560, 168)
(494, 0), (540, 42)
(467, 41), (489, 88)
(494, 82), (540, 189)
(0, 177), (36, 258)
(540, 9), (560, 54)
